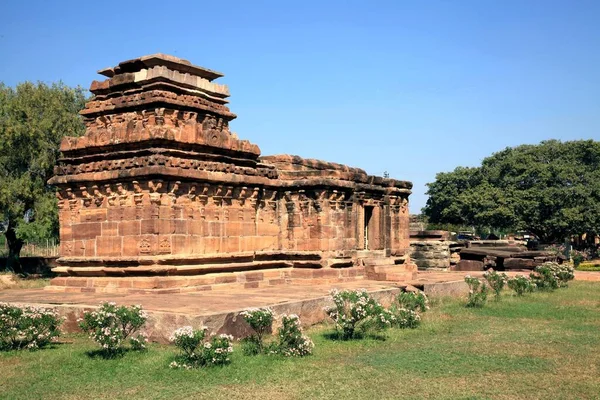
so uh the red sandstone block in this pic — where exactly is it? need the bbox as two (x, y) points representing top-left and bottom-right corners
(71, 240), (86, 256)
(245, 272), (264, 282)
(65, 278), (87, 287)
(101, 222), (119, 236)
(122, 207), (136, 220)
(131, 278), (160, 289)
(173, 220), (187, 235)
(208, 221), (222, 237)
(157, 219), (174, 235)
(50, 277), (67, 286)
(224, 237), (240, 253)
(83, 239), (96, 257)
(215, 275), (237, 284)
(242, 222), (255, 236)
(80, 287), (96, 293)
(159, 206), (173, 219)
(72, 222), (102, 241)
(96, 236), (123, 257)
(171, 235), (188, 255)
(119, 220), (141, 236)
(204, 237), (220, 253)
(60, 226), (73, 241)
(107, 208), (123, 221)
(268, 279), (286, 286)
(226, 221), (241, 237)
(290, 269), (314, 279)
(122, 236), (141, 256)
(141, 219), (158, 235)
(187, 277), (216, 286)
(188, 220), (203, 235)
(244, 282), (259, 289)
(117, 280), (133, 288)
(186, 236), (204, 253)
(239, 236), (254, 252)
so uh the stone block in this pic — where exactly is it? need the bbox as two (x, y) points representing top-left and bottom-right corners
(141, 219), (158, 235)
(102, 222), (119, 236)
(504, 258), (537, 270)
(455, 260), (484, 271)
(96, 236), (123, 257)
(119, 220), (141, 236)
(173, 219), (187, 235)
(72, 222), (102, 241)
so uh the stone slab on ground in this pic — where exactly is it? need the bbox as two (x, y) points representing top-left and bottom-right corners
(1, 271), (597, 343)
(0, 280), (401, 343)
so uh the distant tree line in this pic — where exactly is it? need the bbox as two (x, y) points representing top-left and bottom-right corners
(423, 140), (600, 243)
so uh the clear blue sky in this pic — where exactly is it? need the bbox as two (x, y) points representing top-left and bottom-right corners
(1, 0), (599, 211)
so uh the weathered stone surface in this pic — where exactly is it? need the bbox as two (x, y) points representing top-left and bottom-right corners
(409, 240), (455, 270)
(455, 260), (484, 271)
(48, 54), (414, 292)
(504, 258), (537, 270)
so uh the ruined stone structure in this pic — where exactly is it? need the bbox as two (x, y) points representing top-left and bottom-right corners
(48, 54), (415, 293)
(409, 230), (460, 270)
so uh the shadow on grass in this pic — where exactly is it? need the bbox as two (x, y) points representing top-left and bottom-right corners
(85, 348), (131, 360)
(321, 331), (388, 342)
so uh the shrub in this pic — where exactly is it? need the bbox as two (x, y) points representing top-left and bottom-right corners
(0, 303), (62, 350)
(326, 289), (394, 339)
(239, 307), (273, 355)
(392, 308), (422, 329)
(396, 291), (429, 312)
(571, 249), (590, 268)
(483, 270), (508, 300)
(577, 262), (600, 272)
(274, 314), (314, 357)
(78, 302), (148, 356)
(169, 326), (233, 368)
(530, 262), (574, 290)
(464, 276), (488, 307)
(507, 275), (537, 296)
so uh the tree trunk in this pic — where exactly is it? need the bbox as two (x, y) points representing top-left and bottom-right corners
(4, 225), (24, 275)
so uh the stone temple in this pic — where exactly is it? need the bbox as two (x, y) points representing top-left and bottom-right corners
(48, 54), (415, 293)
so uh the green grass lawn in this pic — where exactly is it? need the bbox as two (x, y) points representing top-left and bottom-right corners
(1, 282), (599, 400)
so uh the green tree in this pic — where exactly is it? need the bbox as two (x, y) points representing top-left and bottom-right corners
(423, 140), (600, 243)
(0, 82), (86, 273)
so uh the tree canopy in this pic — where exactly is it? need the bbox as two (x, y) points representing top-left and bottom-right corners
(423, 140), (600, 243)
(0, 82), (86, 272)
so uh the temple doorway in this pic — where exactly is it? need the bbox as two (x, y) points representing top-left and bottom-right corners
(364, 206), (374, 249)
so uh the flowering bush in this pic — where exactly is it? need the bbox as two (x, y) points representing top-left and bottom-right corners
(530, 262), (574, 290)
(0, 303), (62, 351)
(389, 291), (428, 329)
(396, 291), (429, 313)
(169, 326), (233, 368)
(507, 275), (537, 296)
(571, 249), (590, 268)
(464, 276), (488, 307)
(392, 308), (422, 329)
(239, 307), (273, 355)
(326, 289), (394, 339)
(275, 314), (314, 357)
(78, 302), (148, 356)
(483, 270), (508, 300)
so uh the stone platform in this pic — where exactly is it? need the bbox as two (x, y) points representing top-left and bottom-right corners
(2, 271), (597, 343)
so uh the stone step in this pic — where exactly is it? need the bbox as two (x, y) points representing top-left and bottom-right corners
(365, 271), (416, 282)
(365, 263), (417, 274)
(46, 266), (369, 294)
(362, 256), (407, 267)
